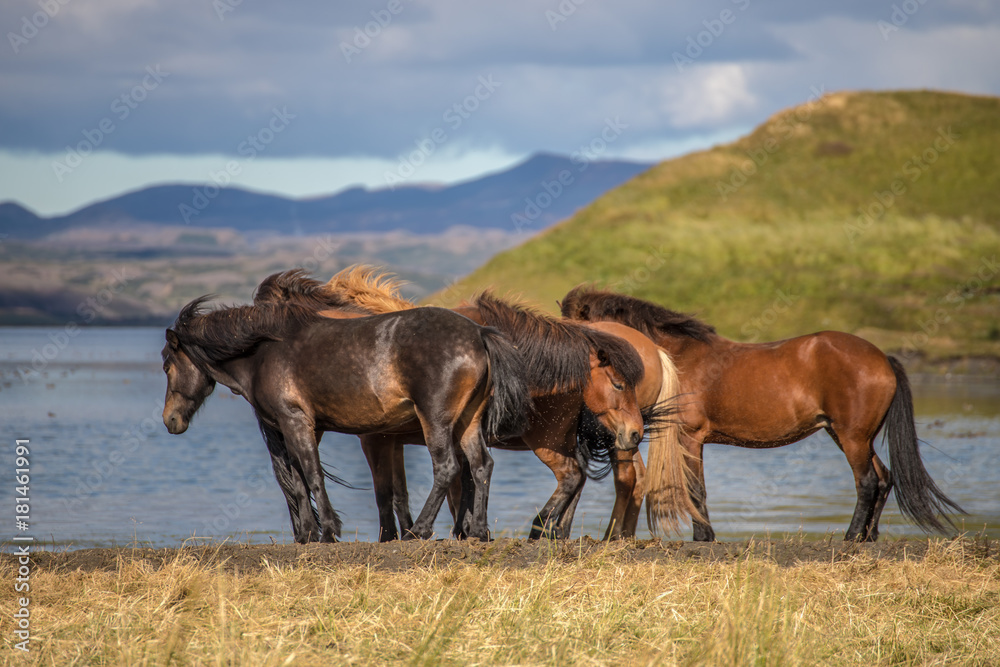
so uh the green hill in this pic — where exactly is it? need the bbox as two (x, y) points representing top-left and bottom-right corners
(438, 90), (1000, 364)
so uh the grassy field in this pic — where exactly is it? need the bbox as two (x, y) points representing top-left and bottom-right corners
(4, 538), (999, 665)
(439, 91), (1000, 363)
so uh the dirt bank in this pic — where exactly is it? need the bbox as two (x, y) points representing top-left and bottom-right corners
(9, 536), (998, 574)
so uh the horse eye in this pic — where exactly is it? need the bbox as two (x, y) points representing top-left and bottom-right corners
(163, 362), (170, 372)
(612, 381), (624, 391)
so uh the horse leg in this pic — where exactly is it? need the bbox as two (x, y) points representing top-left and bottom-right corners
(864, 452), (894, 541)
(555, 483), (584, 539)
(361, 434), (400, 542)
(391, 443), (415, 536)
(450, 451), (476, 539)
(454, 418), (494, 540)
(605, 448), (637, 540)
(528, 445), (585, 539)
(405, 416), (460, 540)
(833, 430), (882, 542)
(279, 415), (341, 542)
(257, 415), (320, 543)
(622, 449), (646, 538)
(685, 436), (715, 542)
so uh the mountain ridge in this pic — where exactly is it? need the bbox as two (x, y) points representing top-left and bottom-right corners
(0, 153), (653, 239)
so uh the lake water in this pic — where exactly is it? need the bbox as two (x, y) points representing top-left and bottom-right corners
(1, 327), (997, 550)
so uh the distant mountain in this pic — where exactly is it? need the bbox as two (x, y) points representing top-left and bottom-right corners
(0, 153), (652, 239)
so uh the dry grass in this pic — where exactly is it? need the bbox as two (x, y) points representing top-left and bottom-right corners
(2, 540), (999, 666)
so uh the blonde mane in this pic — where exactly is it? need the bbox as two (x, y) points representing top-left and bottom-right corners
(324, 265), (415, 314)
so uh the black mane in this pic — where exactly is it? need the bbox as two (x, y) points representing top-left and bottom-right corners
(560, 286), (716, 343)
(171, 296), (323, 367)
(474, 292), (644, 394)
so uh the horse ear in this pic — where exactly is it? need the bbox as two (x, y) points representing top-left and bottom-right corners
(166, 329), (180, 349)
(597, 348), (610, 367)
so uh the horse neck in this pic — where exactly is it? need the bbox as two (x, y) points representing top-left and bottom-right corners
(658, 332), (720, 366)
(186, 343), (254, 397)
(452, 305), (486, 326)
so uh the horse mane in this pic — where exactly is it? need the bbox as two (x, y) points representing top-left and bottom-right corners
(323, 265), (414, 314)
(171, 296), (322, 366)
(253, 269), (368, 314)
(560, 286), (716, 343)
(474, 291), (644, 394)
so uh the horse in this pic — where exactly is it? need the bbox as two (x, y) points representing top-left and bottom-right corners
(261, 267), (697, 540)
(560, 286), (966, 542)
(160, 295), (532, 543)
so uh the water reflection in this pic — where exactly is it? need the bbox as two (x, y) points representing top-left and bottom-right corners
(1, 327), (997, 549)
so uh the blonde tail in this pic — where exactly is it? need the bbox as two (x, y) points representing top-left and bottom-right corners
(644, 349), (702, 536)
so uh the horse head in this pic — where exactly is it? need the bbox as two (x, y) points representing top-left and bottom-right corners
(582, 347), (644, 451)
(161, 329), (216, 434)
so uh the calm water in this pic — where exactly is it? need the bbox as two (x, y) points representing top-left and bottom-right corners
(1, 327), (997, 550)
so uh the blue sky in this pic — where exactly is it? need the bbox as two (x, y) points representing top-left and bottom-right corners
(1, 0), (998, 215)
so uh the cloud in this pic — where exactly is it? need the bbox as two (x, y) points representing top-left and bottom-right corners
(0, 0), (997, 163)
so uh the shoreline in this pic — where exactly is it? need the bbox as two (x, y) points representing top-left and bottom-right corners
(6, 536), (998, 573)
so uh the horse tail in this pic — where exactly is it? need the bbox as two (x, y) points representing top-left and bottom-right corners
(883, 356), (965, 533)
(256, 416), (323, 532)
(645, 349), (704, 536)
(479, 327), (533, 442)
(574, 407), (617, 481)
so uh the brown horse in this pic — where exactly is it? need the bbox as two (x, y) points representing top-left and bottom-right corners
(561, 286), (965, 542)
(295, 267), (698, 540)
(161, 294), (532, 542)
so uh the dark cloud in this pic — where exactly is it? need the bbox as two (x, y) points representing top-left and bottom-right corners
(0, 0), (997, 159)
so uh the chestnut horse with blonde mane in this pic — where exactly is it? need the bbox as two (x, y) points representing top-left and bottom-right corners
(256, 267), (699, 540)
(561, 286), (965, 542)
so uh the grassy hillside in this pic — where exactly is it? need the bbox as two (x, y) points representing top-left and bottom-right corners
(437, 90), (1000, 363)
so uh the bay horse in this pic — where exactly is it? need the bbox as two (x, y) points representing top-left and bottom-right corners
(161, 295), (532, 542)
(261, 267), (697, 540)
(560, 286), (966, 542)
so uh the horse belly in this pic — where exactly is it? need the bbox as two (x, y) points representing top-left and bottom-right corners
(705, 369), (823, 447)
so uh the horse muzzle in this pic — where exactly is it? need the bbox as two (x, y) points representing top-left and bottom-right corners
(616, 426), (643, 451)
(163, 412), (188, 435)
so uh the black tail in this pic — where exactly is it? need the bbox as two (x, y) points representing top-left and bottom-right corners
(884, 356), (965, 533)
(575, 407), (616, 480)
(575, 399), (682, 481)
(257, 416), (322, 532)
(479, 327), (533, 442)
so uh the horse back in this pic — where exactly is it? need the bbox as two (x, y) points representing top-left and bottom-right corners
(261, 308), (491, 432)
(695, 331), (896, 442)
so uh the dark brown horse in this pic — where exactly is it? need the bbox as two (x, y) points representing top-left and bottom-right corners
(271, 267), (697, 541)
(161, 295), (532, 542)
(561, 286), (965, 542)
